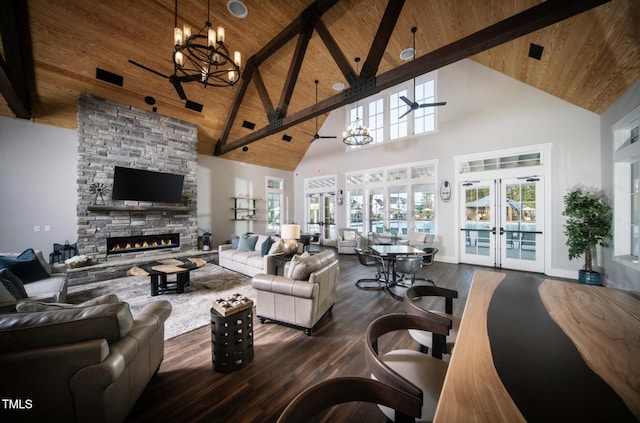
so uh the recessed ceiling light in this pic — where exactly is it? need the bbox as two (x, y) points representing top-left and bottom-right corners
(227, 0), (248, 19)
(332, 82), (345, 91)
(400, 47), (415, 61)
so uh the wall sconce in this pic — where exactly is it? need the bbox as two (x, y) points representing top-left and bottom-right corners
(337, 190), (344, 205)
(440, 181), (451, 202)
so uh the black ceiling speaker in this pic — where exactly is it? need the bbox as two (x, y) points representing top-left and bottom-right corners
(242, 120), (256, 130)
(529, 43), (544, 60)
(185, 100), (203, 112)
(282, 134), (292, 142)
(95, 68), (123, 87)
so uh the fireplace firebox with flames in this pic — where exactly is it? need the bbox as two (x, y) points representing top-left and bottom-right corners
(106, 234), (180, 255)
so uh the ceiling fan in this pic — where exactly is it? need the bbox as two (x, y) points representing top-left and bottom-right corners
(128, 59), (189, 100)
(398, 27), (447, 119)
(305, 80), (337, 143)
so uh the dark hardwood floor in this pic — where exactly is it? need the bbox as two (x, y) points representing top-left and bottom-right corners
(125, 252), (523, 423)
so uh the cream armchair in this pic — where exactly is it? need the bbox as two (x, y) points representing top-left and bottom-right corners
(337, 228), (361, 254)
(398, 231), (435, 249)
(252, 250), (338, 335)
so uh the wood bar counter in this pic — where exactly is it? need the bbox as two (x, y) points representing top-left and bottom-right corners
(434, 270), (640, 422)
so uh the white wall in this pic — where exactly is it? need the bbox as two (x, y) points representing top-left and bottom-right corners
(295, 59), (601, 278)
(197, 155), (294, 247)
(0, 117), (78, 255)
(600, 80), (640, 291)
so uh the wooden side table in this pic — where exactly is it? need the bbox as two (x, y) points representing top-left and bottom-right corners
(210, 304), (254, 373)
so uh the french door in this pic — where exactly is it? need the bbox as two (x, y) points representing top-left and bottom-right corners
(305, 193), (336, 244)
(460, 177), (544, 272)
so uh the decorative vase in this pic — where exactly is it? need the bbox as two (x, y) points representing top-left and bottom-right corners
(578, 270), (601, 285)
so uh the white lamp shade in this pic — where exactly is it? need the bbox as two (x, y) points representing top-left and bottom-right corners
(281, 224), (301, 240)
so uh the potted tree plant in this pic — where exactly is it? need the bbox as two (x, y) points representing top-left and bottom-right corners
(562, 186), (613, 285)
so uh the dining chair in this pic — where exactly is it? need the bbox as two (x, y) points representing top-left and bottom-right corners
(404, 285), (460, 357)
(354, 247), (387, 290)
(365, 313), (450, 422)
(277, 376), (421, 423)
(393, 256), (423, 288)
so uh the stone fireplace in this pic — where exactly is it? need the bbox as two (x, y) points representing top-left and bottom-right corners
(76, 93), (198, 264)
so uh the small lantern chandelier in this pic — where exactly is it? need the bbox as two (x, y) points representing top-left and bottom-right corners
(343, 57), (373, 147)
(172, 0), (242, 88)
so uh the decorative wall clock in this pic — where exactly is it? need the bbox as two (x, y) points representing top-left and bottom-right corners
(89, 182), (107, 204)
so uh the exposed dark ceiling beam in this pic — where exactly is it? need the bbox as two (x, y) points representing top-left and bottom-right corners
(0, 0), (32, 119)
(361, 0), (405, 79)
(216, 0), (612, 156)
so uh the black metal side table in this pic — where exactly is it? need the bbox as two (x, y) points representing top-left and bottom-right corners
(210, 299), (254, 373)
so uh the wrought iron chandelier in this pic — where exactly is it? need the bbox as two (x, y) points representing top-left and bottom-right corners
(343, 57), (373, 147)
(172, 0), (242, 88)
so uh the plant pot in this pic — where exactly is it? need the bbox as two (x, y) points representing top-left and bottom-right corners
(578, 270), (601, 285)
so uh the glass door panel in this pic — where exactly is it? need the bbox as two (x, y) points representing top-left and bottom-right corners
(306, 194), (321, 239)
(368, 188), (385, 234)
(460, 182), (494, 266)
(323, 193), (336, 241)
(501, 177), (544, 272)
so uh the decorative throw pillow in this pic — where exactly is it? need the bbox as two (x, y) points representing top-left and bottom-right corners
(237, 235), (259, 252)
(230, 234), (240, 249)
(285, 254), (308, 280)
(15, 294), (120, 313)
(344, 230), (356, 241)
(254, 235), (268, 252)
(268, 236), (282, 255)
(0, 268), (28, 299)
(0, 249), (50, 283)
(261, 236), (274, 256)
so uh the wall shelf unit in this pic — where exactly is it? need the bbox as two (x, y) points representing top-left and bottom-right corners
(231, 197), (260, 221)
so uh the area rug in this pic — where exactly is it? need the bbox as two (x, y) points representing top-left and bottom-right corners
(67, 264), (254, 339)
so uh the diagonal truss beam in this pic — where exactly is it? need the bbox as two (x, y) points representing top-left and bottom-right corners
(216, 0), (612, 156)
(216, 0), (340, 154)
(0, 0), (32, 119)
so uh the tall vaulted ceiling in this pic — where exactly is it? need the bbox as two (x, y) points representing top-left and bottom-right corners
(1, 0), (639, 171)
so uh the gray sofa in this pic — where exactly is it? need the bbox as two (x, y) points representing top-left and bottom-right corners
(0, 297), (171, 423)
(218, 234), (281, 277)
(251, 250), (339, 335)
(0, 250), (68, 305)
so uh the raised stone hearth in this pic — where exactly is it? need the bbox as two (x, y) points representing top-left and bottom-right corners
(67, 250), (216, 286)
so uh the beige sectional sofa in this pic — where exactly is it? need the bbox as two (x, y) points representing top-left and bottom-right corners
(251, 250), (339, 335)
(0, 297), (171, 423)
(218, 234), (281, 277)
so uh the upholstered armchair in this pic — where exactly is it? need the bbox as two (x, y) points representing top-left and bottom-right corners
(398, 231), (434, 249)
(337, 228), (361, 254)
(252, 250), (338, 335)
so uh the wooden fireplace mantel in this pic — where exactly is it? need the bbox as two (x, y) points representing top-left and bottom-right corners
(87, 204), (195, 212)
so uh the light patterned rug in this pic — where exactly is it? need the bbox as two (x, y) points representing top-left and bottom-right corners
(67, 263), (255, 339)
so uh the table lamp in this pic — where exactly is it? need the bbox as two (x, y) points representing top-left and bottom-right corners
(280, 224), (301, 256)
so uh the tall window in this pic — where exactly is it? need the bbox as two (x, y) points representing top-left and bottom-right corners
(266, 177), (283, 233)
(413, 184), (435, 233)
(347, 189), (364, 232)
(368, 98), (384, 143)
(388, 186), (407, 235)
(389, 89), (408, 140)
(414, 79), (435, 135)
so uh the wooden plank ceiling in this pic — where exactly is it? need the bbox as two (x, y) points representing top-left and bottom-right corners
(1, 0), (638, 171)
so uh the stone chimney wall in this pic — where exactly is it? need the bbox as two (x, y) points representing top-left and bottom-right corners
(76, 93), (198, 264)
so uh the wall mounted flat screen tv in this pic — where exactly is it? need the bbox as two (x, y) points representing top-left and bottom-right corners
(112, 166), (184, 203)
